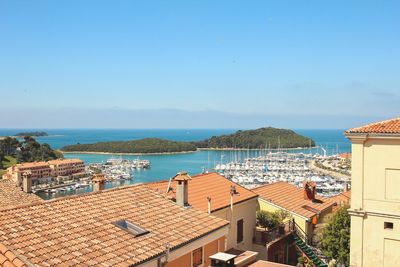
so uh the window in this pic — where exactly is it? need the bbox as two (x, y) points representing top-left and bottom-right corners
(237, 219), (244, 243)
(384, 222), (394, 229)
(192, 247), (203, 267)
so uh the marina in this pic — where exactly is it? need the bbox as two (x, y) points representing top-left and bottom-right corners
(215, 152), (351, 197)
(33, 158), (151, 197)
(88, 157), (150, 180)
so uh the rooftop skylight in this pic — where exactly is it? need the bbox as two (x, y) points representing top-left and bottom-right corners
(114, 219), (150, 237)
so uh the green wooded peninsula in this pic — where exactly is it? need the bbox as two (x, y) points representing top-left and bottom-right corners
(15, 131), (48, 137)
(61, 127), (315, 154)
(62, 138), (198, 154)
(195, 127), (315, 149)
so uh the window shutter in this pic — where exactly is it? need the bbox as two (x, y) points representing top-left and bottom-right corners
(237, 219), (244, 243)
(192, 247), (203, 267)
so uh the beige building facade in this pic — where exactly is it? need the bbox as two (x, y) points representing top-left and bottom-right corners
(48, 158), (85, 176)
(3, 158), (85, 184)
(146, 172), (259, 252)
(346, 118), (400, 267)
(212, 197), (258, 251)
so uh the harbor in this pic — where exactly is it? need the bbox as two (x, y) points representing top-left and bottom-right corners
(30, 148), (351, 200)
(34, 158), (151, 199)
(215, 151), (351, 197)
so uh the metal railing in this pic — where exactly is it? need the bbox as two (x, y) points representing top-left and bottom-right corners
(292, 219), (309, 245)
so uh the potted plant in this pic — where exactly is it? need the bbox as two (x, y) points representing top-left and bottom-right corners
(275, 210), (290, 234)
(256, 210), (280, 230)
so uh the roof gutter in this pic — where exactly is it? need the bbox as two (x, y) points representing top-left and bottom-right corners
(258, 197), (310, 221)
(211, 195), (258, 213)
(345, 132), (400, 140)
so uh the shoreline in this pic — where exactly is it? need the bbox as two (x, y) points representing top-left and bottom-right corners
(309, 160), (351, 180)
(62, 146), (318, 156)
(198, 146), (318, 151)
(61, 150), (198, 156)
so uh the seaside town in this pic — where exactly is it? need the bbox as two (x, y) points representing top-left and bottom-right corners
(1, 117), (399, 267)
(1, 1), (399, 267)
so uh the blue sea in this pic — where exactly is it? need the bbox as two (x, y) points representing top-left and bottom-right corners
(0, 129), (350, 199)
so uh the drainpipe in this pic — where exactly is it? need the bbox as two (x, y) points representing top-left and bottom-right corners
(230, 193), (234, 211)
(207, 196), (212, 214)
(157, 243), (170, 267)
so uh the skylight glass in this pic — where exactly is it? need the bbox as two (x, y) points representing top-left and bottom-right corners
(114, 219), (150, 237)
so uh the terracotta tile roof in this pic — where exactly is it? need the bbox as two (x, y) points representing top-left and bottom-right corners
(12, 162), (50, 169)
(346, 117), (400, 134)
(329, 191), (351, 212)
(0, 244), (27, 267)
(252, 182), (334, 218)
(11, 159), (83, 172)
(145, 172), (258, 212)
(339, 153), (351, 159)
(47, 158), (84, 165)
(0, 180), (43, 211)
(0, 185), (229, 267)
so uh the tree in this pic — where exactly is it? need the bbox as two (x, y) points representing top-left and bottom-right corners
(320, 206), (350, 266)
(256, 210), (280, 230)
(0, 137), (20, 156)
(0, 151), (4, 169)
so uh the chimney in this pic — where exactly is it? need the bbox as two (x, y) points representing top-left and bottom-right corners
(343, 182), (349, 192)
(173, 171), (191, 207)
(303, 181), (316, 201)
(92, 173), (106, 192)
(230, 185), (240, 211)
(22, 171), (32, 193)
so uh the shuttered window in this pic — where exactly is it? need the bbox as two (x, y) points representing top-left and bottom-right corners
(237, 219), (244, 243)
(192, 247), (203, 267)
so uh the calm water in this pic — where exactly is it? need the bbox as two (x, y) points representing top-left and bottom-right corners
(0, 128), (351, 199)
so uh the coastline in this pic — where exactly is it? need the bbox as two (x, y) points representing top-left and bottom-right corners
(61, 146), (317, 156)
(198, 146), (318, 151)
(61, 150), (198, 156)
(309, 160), (351, 180)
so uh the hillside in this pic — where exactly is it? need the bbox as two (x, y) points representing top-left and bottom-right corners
(62, 138), (198, 154)
(0, 136), (62, 175)
(194, 127), (315, 149)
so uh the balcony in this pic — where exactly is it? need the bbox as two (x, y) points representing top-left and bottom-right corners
(253, 220), (294, 245)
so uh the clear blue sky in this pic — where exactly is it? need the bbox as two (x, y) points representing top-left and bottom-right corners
(0, 0), (399, 128)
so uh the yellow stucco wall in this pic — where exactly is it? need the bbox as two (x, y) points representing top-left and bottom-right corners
(348, 135), (400, 267)
(212, 197), (258, 251)
(258, 198), (310, 238)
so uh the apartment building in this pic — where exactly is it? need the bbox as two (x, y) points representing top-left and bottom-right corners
(48, 158), (85, 176)
(3, 158), (85, 184)
(346, 118), (400, 267)
(4, 161), (52, 185)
